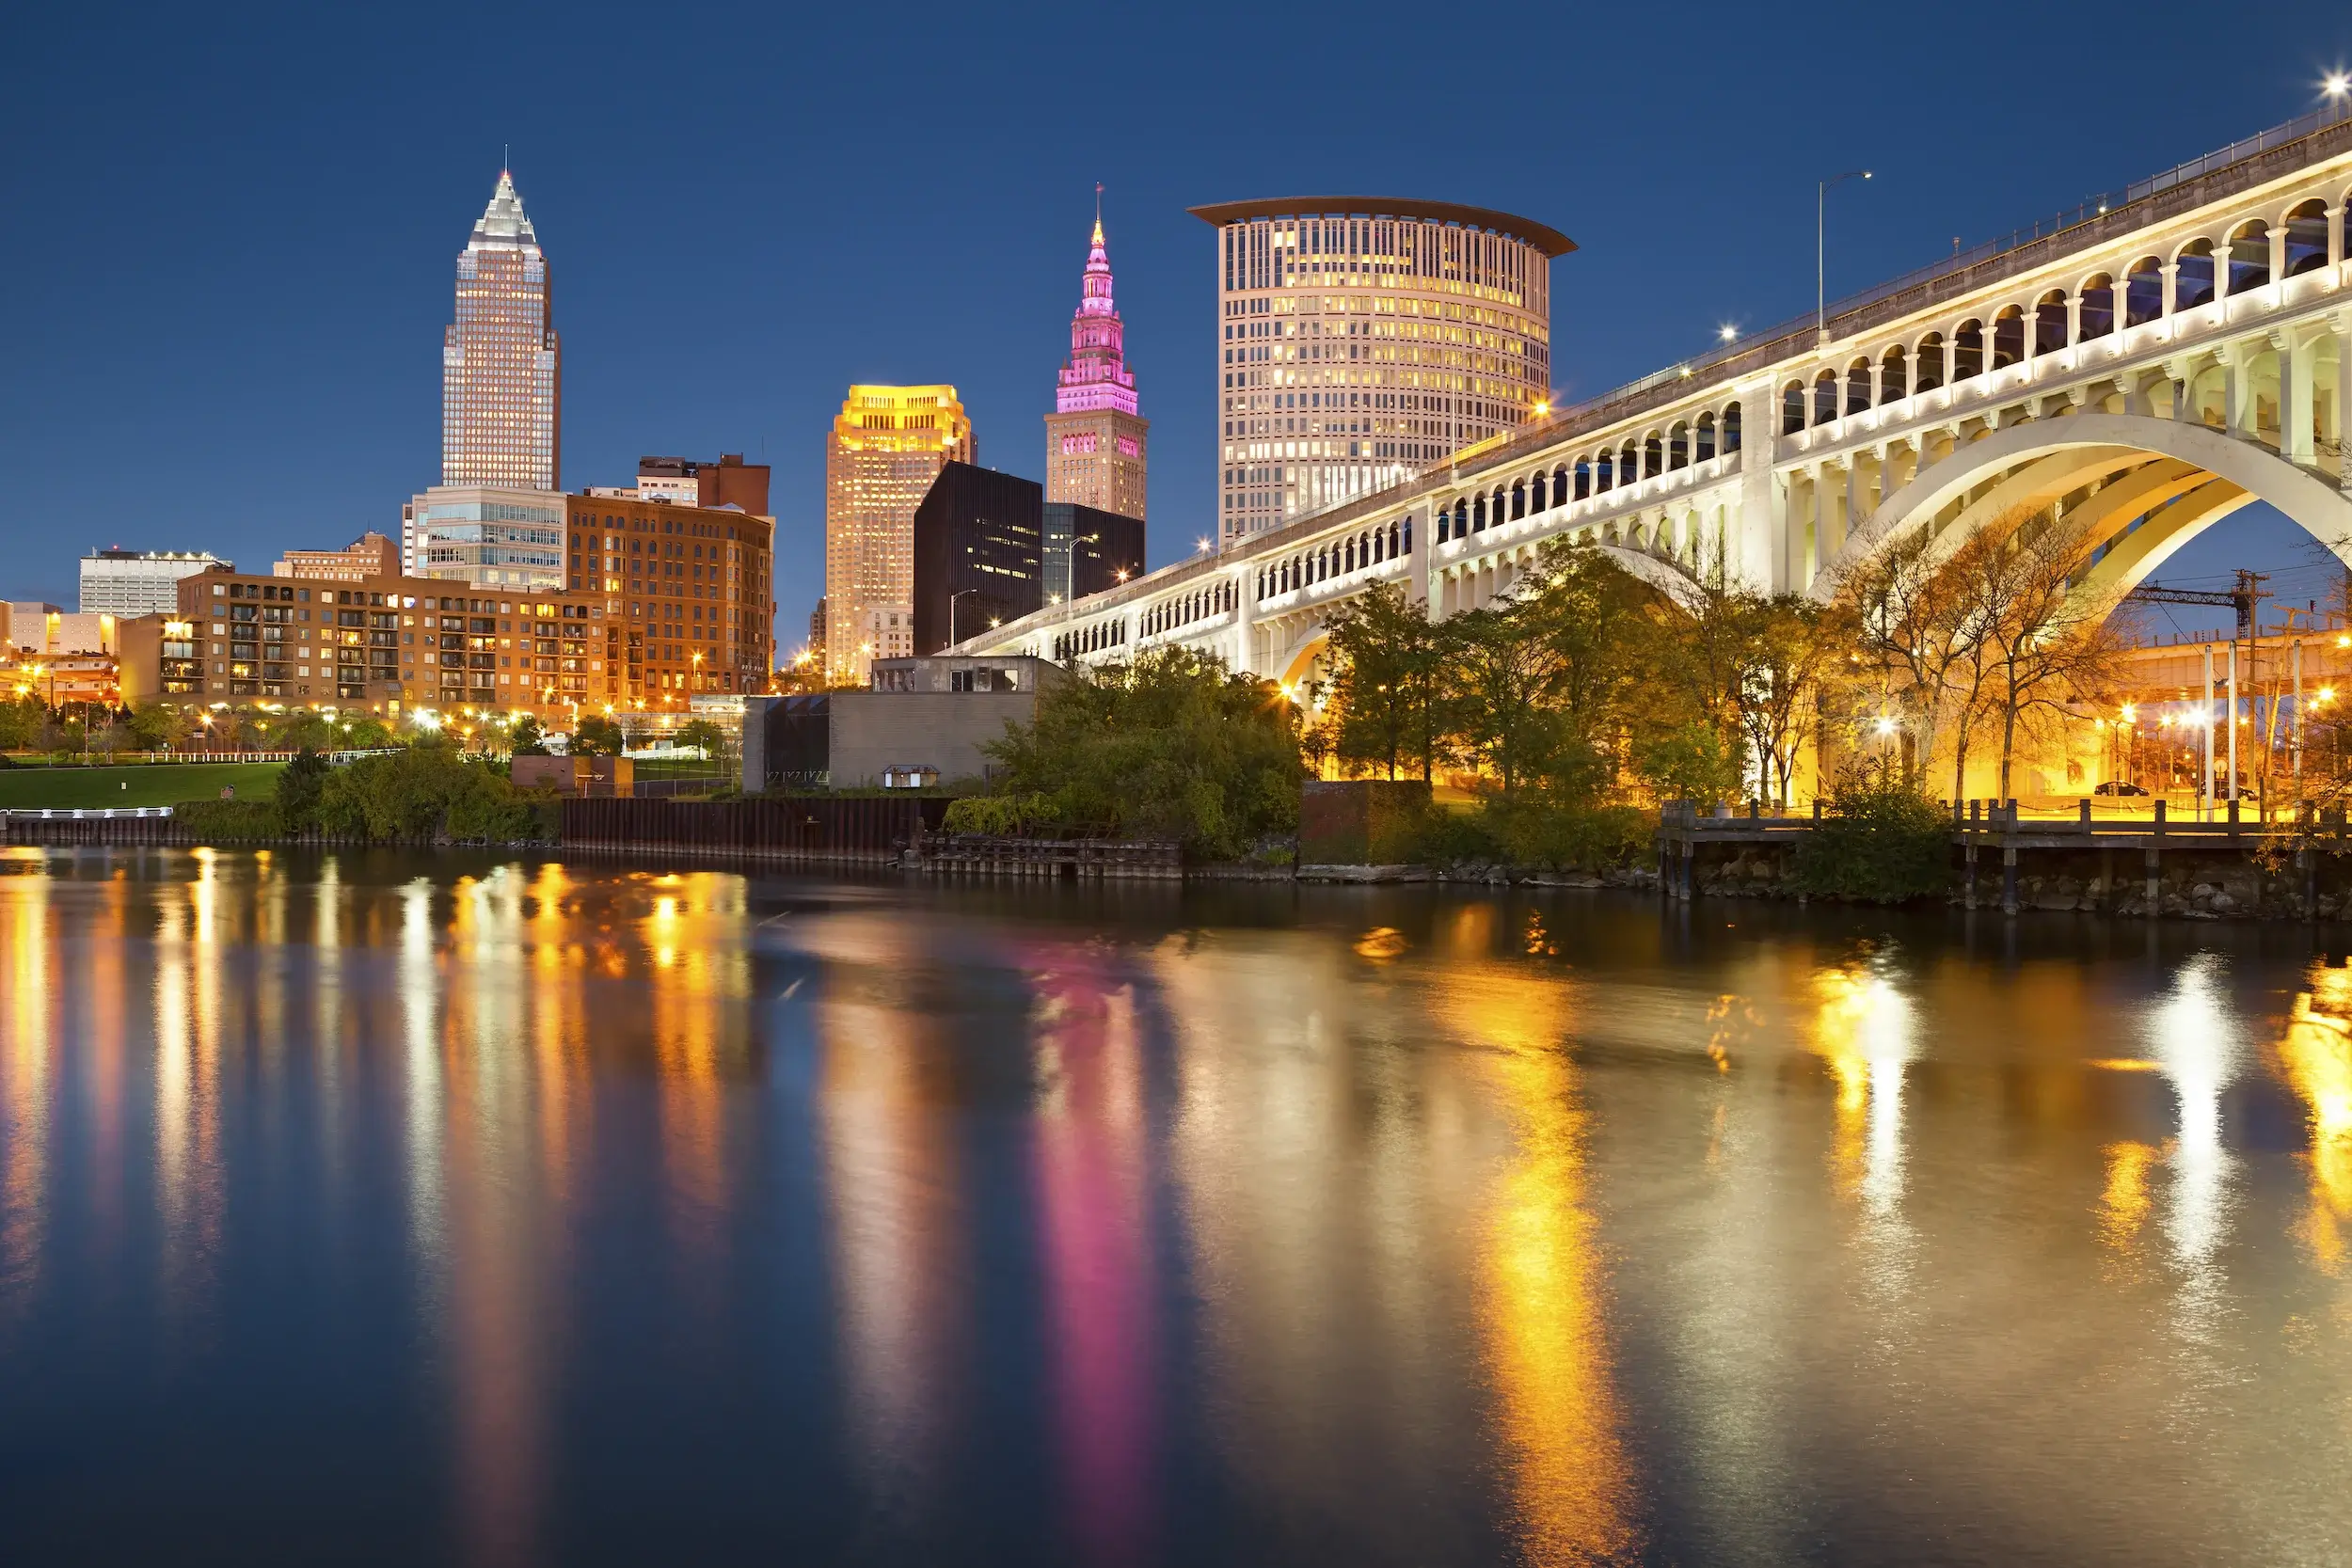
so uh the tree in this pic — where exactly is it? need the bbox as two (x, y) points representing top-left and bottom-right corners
(982, 646), (1304, 859)
(509, 714), (548, 756)
(126, 704), (173, 751)
(1319, 582), (1450, 783)
(274, 747), (330, 834)
(676, 718), (727, 762)
(1736, 594), (1845, 808)
(572, 714), (626, 756)
(1508, 539), (1660, 796)
(1947, 514), (2131, 800)
(1448, 602), (1567, 799)
(1836, 523), (1990, 788)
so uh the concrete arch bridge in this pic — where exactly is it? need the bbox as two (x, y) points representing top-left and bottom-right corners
(957, 104), (2352, 688)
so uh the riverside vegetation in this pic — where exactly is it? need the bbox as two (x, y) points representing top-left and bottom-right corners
(172, 744), (557, 845)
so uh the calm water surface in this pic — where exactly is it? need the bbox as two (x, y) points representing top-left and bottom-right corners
(3, 847), (2351, 1565)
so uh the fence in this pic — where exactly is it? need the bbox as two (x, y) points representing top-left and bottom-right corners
(4, 806), (185, 846)
(561, 795), (949, 864)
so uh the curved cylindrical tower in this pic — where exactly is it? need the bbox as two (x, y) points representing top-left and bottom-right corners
(1191, 198), (1574, 546)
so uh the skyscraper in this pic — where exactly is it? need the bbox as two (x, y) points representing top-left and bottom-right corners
(442, 169), (560, 490)
(406, 169), (567, 590)
(1193, 198), (1573, 546)
(824, 385), (974, 683)
(1044, 196), (1148, 522)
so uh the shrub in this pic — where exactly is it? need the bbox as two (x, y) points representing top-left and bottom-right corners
(1486, 798), (1654, 871)
(942, 793), (1061, 836)
(982, 647), (1303, 860)
(315, 743), (554, 844)
(174, 798), (278, 843)
(1790, 768), (1952, 903)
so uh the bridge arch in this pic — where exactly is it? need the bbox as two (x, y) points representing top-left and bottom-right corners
(1816, 411), (2352, 611)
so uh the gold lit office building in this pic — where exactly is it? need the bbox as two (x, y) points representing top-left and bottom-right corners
(824, 385), (974, 683)
(1193, 198), (1574, 546)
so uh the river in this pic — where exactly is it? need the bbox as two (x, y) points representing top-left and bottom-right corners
(0, 847), (2347, 1565)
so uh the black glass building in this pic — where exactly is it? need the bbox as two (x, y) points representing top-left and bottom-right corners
(914, 465), (1149, 654)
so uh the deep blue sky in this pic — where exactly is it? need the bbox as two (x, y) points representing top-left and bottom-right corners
(6, 1), (2350, 647)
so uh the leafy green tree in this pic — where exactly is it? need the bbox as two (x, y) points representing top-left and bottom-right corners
(314, 741), (550, 842)
(676, 718), (726, 761)
(126, 704), (174, 751)
(572, 714), (626, 756)
(1447, 603), (1567, 799)
(274, 748), (331, 834)
(982, 646), (1304, 859)
(1319, 582), (1451, 783)
(0, 693), (43, 750)
(1736, 594), (1845, 808)
(509, 714), (548, 756)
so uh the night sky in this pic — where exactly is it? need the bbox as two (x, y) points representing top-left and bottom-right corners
(5, 1), (2350, 646)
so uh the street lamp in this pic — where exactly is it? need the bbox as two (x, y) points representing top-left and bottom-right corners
(1819, 169), (1873, 343)
(2327, 72), (2350, 101)
(948, 588), (982, 645)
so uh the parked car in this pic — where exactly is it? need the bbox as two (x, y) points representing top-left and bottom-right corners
(2092, 781), (2150, 797)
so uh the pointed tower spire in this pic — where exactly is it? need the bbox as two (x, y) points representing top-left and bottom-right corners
(1093, 182), (1104, 245)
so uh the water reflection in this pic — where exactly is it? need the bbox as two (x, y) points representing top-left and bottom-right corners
(1028, 943), (1157, 1564)
(2145, 953), (2241, 1275)
(0, 858), (2350, 1562)
(2278, 961), (2352, 1273)
(1435, 964), (1634, 1566)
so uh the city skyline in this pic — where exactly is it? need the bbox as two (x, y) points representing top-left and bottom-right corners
(6, 5), (2351, 641)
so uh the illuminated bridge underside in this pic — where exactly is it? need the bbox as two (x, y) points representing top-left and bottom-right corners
(956, 112), (2352, 684)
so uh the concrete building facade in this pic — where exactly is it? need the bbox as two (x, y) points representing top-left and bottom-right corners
(78, 549), (229, 616)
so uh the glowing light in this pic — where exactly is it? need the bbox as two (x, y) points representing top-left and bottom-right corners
(2119, 703), (2136, 723)
(1873, 715), (1897, 736)
(2328, 72), (2350, 99)
(1718, 324), (1738, 342)
(1533, 400), (1549, 417)
(1195, 537), (1211, 553)
(2320, 687), (2338, 706)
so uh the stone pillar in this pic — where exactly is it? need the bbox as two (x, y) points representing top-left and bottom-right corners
(1232, 562), (1261, 675)
(2065, 291), (2083, 350)
(2271, 225), (2291, 293)
(2113, 276), (2131, 342)
(2223, 340), (2255, 440)
(2215, 239), (2233, 306)
(2331, 202), (2347, 273)
(2339, 310), (2352, 494)
(2168, 356), (2203, 424)
(1942, 333), (1958, 392)
(2161, 262), (2179, 321)
(1733, 372), (1782, 593)
(2280, 326), (2318, 466)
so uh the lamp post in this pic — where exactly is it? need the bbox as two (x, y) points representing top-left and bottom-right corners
(1819, 170), (1873, 344)
(949, 589), (982, 646)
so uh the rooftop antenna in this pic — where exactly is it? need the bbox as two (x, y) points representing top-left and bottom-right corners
(502, 143), (510, 175)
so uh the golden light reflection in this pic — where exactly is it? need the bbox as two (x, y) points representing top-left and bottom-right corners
(1810, 952), (1914, 1220)
(2276, 962), (2352, 1273)
(1353, 927), (1406, 961)
(1, 870), (52, 1315)
(2098, 1141), (2160, 1263)
(1436, 969), (1634, 1566)
(2144, 953), (2239, 1270)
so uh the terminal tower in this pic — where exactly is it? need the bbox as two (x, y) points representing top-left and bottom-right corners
(1043, 193), (1148, 522)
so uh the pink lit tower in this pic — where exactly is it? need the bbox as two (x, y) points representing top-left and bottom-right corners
(1043, 188), (1148, 522)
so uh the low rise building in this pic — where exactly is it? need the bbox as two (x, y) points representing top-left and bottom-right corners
(822, 655), (1063, 788)
(276, 531), (401, 582)
(175, 563), (622, 721)
(564, 488), (775, 705)
(79, 549), (230, 616)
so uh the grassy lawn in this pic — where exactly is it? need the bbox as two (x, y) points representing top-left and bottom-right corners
(0, 762), (286, 811)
